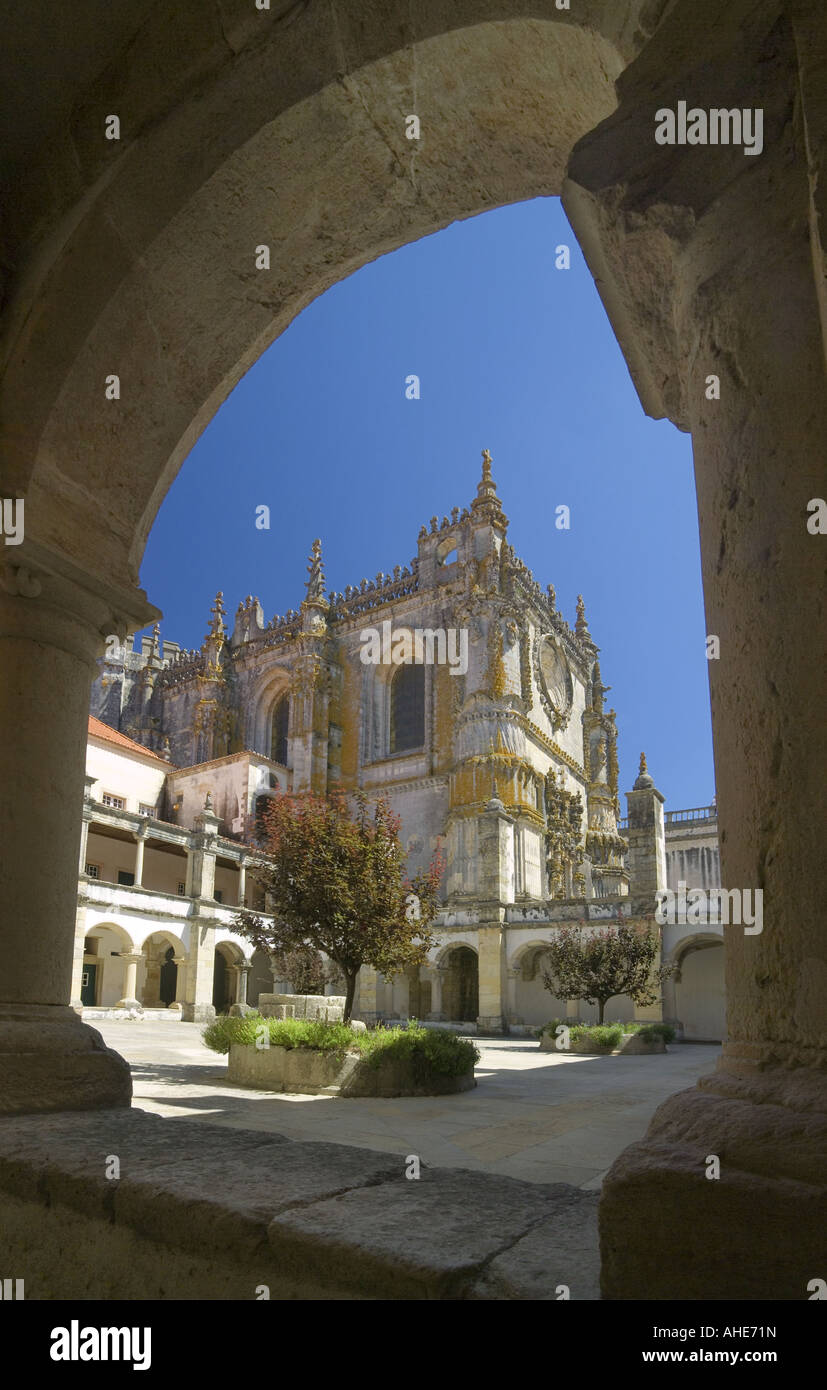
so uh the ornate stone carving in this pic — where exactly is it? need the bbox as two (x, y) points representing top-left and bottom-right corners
(533, 633), (573, 731)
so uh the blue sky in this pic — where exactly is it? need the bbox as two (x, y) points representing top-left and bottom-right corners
(140, 197), (714, 811)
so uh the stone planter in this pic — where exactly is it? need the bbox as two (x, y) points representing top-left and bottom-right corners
(539, 1030), (667, 1055)
(228, 1043), (476, 1097)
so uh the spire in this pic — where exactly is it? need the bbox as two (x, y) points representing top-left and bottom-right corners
(592, 659), (610, 714)
(207, 591), (226, 639)
(575, 594), (590, 640)
(470, 449), (508, 530)
(305, 538), (326, 601)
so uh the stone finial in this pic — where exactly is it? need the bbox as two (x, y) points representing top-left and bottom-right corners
(208, 592), (226, 636)
(305, 538), (325, 601)
(547, 583), (556, 610)
(471, 449), (508, 530)
(633, 751), (655, 790)
(575, 594), (590, 639)
(204, 792), (213, 810)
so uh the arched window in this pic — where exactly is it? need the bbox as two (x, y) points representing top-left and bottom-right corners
(390, 664), (425, 754)
(270, 696), (289, 765)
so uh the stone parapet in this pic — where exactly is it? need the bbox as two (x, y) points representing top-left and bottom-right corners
(0, 1110), (599, 1301)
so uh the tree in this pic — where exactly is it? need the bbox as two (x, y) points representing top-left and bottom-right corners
(235, 787), (444, 1022)
(275, 944), (326, 996)
(540, 924), (675, 1024)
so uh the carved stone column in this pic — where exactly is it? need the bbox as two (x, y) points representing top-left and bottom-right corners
(0, 543), (156, 1112)
(565, 0), (827, 1299)
(116, 952), (143, 1010)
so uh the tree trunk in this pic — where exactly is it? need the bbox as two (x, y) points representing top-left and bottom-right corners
(343, 969), (357, 1024)
(598, 998), (606, 1024)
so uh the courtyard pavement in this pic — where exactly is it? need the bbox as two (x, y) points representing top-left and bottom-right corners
(96, 1020), (720, 1189)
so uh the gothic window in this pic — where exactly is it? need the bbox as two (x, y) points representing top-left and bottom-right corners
(270, 695), (289, 765)
(390, 664), (425, 754)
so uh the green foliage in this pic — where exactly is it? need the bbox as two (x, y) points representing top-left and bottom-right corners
(357, 1023), (480, 1078)
(541, 924), (676, 1024)
(202, 1014), (479, 1078)
(637, 1023), (676, 1043)
(569, 1023), (623, 1049)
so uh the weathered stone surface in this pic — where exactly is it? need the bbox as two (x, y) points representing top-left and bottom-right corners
(268, 1169), (592, 1300)
(468, 1189), (600, 1300)
(0, 1108), (598, 1300)
(0, 1007), (131, 1115)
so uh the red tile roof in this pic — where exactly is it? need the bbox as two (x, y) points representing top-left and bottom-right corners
(88, 716), (174, 767)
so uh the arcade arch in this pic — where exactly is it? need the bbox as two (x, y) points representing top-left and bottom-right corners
(1, 0), (823, 1301)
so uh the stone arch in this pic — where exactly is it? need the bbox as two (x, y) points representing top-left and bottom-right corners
(81, 920), (138, 1010)
(2, 10), (630, 591)
(212, 939), (245, 1014)
(137, 929), (186, 1009)
(248, 668), (292, 758)
(439, 943), (479, 1022)
(670, 932), (725, 1043)
(2, 0), (824, 1304)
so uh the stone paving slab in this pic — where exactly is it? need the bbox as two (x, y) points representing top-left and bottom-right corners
(267, 1166), (599, 1300)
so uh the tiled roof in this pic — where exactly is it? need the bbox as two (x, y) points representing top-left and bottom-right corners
(88, 716), (174, 768)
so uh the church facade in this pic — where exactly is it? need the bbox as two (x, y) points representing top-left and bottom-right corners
(89, 454), (723, 1036)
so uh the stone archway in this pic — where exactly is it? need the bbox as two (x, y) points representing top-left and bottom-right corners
(674, 936), (725, 1043)
(1, 0), (824, 1300)
(212, 941), (244, 1014)
(442, 946), (479, 1023)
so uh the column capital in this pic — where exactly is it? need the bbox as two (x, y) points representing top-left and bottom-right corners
(1, 538), (159, 668)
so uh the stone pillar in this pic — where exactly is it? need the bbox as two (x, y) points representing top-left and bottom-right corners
(0, 548), (154, 1112)
(357, 965), (379, 1024)
(172, 956), (187, 1005)
(70, 904), (88, 1012)
(477, 926), (505, 1033)
(181, 923), (217, 1024)
(427, 966), (444, 1022)
(237, 855), (247, 906)
(185, 796), (220, 900)
(624, 755), (666, 912)
(234, 960), (251, 1006)
(566, 0), (827, 1298)
(78, 775), (96, 873)
(505, 966), (520, 1024)
(116, 952), (143, 1010)
(133, 823), (149, 887)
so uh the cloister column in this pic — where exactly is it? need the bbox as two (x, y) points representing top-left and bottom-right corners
(237, 854), (247, 906)
(0, 550), (155, 1112)
(565, 0), (827, 1298)
(234, 960), (251, 1006)
(116, 952), (143, 1010)
(427, 966), (445, 1022)
(181, 800), (221, 1024)
(133, 824), (149, 887)
(172, 956), (187, 1006)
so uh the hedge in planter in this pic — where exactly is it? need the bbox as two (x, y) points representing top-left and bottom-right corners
(538, 1020), (675, 1054)
(203, 1015), (480, 1096)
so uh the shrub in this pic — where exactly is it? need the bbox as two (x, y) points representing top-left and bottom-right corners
(569, 1023), (623, 1050)
(202, 1014), (480, 1078)
(637, 1023), (676, 1044)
